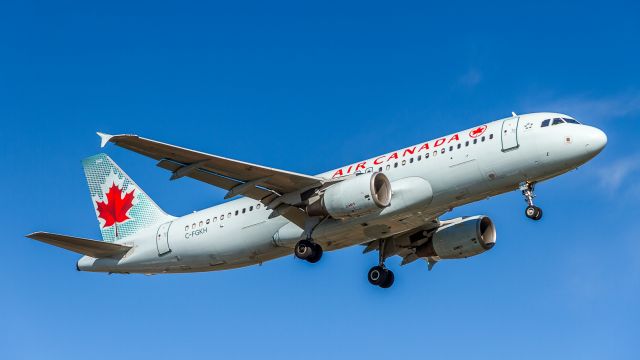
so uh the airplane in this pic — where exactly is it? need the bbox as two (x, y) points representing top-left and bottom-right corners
(26, 112), (607, 288)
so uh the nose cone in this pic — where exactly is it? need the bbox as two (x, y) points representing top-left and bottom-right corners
(584, 127), (607, 156)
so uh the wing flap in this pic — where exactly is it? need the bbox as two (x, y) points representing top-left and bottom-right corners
(156, 158), (275, 201)
(26, 232), (132, 258)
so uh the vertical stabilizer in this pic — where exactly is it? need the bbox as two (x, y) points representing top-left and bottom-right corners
(82, 153), (171, 242)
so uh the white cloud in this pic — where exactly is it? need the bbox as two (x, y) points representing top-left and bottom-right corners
(596, 154), (640, 191)
(520, 91), (640, 122)
(458, 68), (482, 88)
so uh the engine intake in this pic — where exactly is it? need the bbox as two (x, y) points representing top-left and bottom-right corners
(416, 216), (496, 259)
(307, 172), (391, 219)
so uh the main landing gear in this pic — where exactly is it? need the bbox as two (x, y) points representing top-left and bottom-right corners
(367, 239), (395, 288)
(294, 239), (323, 263)
(520, 182), (543, 221)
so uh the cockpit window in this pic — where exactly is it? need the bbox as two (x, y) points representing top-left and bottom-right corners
(552, 118), (565, 125)
(562, 118), (581, 124)
(541, 119), (550, 127)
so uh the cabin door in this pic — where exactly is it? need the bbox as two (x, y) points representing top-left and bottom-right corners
(501, 117), (520, 151)
(156, 221), (172, 255)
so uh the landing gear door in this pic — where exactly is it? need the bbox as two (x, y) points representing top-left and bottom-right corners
(156, 222), (172, 255)
(501, 117), (520, 151)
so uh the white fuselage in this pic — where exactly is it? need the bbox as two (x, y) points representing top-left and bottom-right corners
(78, 112), (607, 274)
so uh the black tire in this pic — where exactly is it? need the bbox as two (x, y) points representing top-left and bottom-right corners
(379, 270), (395, 288)
(525, 205), (542, 220)
(368, 266), (388, 286)
(306, 243), (323, 263)
(534, 207), (543, 220)
(294, 240), (314, 260)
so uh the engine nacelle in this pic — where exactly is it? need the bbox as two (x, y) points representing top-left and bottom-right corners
(307, 172), (391, 219)
(416, 216), (496, 259)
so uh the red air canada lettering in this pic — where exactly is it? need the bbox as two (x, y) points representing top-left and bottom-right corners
(331, 129), (483, 178)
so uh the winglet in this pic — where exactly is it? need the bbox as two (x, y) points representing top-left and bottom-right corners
(97, 132), (114, 148)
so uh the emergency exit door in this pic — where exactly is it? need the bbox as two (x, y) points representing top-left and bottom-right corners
(501, 117), (520, 151)
(156, 221), (172, 255)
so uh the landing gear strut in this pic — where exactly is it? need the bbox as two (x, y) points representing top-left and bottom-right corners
(520, 182), (543, 221)
(367, 239), (394, 288)
(294, 239), (323, 263)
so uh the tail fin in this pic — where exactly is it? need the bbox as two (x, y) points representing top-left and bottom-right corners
(82, 153), (172, 242)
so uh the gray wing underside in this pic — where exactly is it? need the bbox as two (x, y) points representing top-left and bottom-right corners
(361, 215), (447, 268)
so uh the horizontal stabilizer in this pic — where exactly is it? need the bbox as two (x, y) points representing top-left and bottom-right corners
(26, 232), (132, 258)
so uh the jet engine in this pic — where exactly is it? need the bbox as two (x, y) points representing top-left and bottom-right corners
(307, 172), (391, 219)
(415, 216), (496, 259)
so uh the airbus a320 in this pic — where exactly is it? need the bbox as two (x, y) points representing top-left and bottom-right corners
(27, 113), (607, 288)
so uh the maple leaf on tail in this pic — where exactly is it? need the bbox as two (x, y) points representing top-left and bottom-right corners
(95, 182), (135, 238)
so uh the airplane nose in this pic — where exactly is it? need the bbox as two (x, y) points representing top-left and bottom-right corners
(584, 127), (607, 155)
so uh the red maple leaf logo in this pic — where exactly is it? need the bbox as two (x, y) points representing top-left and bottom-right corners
(469, 125), (487, 138)
(96, 182), (135, 237)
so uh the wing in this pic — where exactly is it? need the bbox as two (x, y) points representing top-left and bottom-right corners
(361, 216), (444, 269)
(97, 133), (325, 228)
(26, 232), (132, 258)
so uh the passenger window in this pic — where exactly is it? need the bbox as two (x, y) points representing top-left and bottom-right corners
(552, 118), (565, 125)
(449, 146), (453, 152)
(541, 119), (550, 127)
(249, 206), (253, 211)
(386, 164), (391, 170)
(221, 215), (224, 220)
(473, 139), (478, 144)
(206, 219), (210, 224)
(440, 148), (445, 154)
(425, 153), (429, 159)
(235, 210), (239, 216)
(465, 141), (469, 146)
(457, 143), (461, 149)
(418, 155), (422, 161)
(378, 167), (383, 172)
(213, 217), (217, 222)
(394, 162), (398, 168)
(489, 134), (494, 139)
(192, 223), (196, 229)
(199, 221), (203, 227)
(481, 136), (485, 142)
(242, 208), (246, 214)
(401, 160), (406, 166)
(256, 204), (261, 209)
(185, 225), (189, 231)
(433, 151), (437, 157)
(409, 158), (413, 163)
(228, 212), (232, 218)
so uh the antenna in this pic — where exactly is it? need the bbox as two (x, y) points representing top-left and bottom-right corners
(511, 112), (517, 117)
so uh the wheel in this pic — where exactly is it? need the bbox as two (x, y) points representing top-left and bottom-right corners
(525, 205), (542, 220)
(379, 269), (395, 288)
(294, 240), (314, 260)
(306, 243), (323, 263)
(534, 207), (543, 220)
(367, 265), (389, 286)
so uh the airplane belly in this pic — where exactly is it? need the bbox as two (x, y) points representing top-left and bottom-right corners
(312, 176), (437, 249)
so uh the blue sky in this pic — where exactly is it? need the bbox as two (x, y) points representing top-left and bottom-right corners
(2, 1), (640, 359)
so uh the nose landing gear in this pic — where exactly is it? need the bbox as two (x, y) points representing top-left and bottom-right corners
(521, 182), (543, 221)
(294, 239), (323, 263)
(367, 238), (395, 288)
